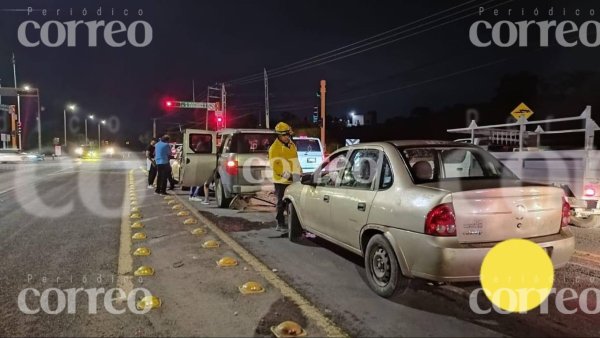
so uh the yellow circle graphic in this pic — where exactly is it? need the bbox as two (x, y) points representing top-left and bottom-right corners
(480, 239), (554, 312)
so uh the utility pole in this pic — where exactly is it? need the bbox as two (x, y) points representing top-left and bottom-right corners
(36, 90), (41, 154)
(264, 68), (270, 129)
(205, 86), (209, 130)
(207, 86), (221, 130)
(320, 80), (326, 151)
(13, 53), (21, 151)
(221, 83), (227, 129)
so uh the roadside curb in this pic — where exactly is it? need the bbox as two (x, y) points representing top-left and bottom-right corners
(174, 194), (349, 338)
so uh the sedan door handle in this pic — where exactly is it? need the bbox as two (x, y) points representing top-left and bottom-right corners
(323, 195), (330, 203)
(357, 202), (366, 211)
(186, 158), (191, 164)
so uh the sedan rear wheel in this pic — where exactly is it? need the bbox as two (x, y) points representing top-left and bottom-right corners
(365, 234), (404, 298)
(216, 178), (231, 208)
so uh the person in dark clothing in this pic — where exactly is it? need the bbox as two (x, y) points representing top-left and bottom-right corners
(147, 139), (157, 189)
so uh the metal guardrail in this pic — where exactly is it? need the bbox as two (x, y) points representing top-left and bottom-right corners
(448, 105), (600, 151)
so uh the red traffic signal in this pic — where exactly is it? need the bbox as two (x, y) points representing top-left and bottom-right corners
(162, 98), (177, 109)
(217, 116), (223, 123)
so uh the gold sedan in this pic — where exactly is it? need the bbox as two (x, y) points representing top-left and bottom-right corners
(283, 141), (575, 297)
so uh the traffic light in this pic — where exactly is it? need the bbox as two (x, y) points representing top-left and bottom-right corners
(162, 99), (177, 109)
(312, 106), (319, 125)
(215, 111), (224, 130)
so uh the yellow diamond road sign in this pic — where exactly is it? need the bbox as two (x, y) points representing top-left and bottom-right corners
(511, 102), (534, 120)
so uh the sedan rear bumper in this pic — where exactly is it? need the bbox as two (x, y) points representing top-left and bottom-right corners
(232, 184), (274, 195)
(389, 227), (575, 282)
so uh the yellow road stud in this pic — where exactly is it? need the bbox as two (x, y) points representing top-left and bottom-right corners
(202, 240), (219, 249)
(167, 199), (177, 205)
(164, 196), (174, 200)
(177, 211), (190, 217)
(134, 266), (155, 276)
(172, 204), (183, 210)
(239, 281), (265, 294)
(136, 296), (161, 310)
(131, 222), (144, 229)
(191, 227), (206, 236)
(130, 201), (137, 206)
(271, 321), (307, 338)
(184, 218), (198, 225)
(217, 257), (238, 267)
(132, 232), (147, 240)
(130, 213), (142, 219)
(130, 207), (140, 213)
(133, 247), (151, 256)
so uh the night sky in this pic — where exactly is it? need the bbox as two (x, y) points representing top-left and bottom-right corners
(0, 0), (599, 149)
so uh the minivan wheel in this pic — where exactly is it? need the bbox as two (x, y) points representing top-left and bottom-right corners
(364, 234), (404, 298)
(287, 202), (302, 242)
(216, 178), (232, 208)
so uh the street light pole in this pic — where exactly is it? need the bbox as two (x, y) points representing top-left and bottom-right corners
(98, 120), (105, 151)
(36, 90), (41, 154)
(63, 104), (75, 148)
(21, 85), (41, 153)
(85, 119), (88, 145)
(64, 109), (67, 146)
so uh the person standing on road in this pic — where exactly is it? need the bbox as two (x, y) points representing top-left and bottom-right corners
(268, 122), (302, 231)
(154, 134), (171, 195)
(146, 139), (157, 189)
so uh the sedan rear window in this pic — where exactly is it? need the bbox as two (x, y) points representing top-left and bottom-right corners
(399, 146), (517, 183)
(230, 133), (277, 153)
(295, 139), (322, 152)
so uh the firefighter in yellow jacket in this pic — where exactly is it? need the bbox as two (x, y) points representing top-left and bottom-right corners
(269, 122), (303, 231)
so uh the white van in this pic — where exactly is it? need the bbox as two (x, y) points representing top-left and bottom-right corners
(293, 136), (324, 173)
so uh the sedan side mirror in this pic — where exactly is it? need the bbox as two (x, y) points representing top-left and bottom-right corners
(300, 173), (316, 186)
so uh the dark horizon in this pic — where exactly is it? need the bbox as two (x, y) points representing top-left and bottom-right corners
(0, 0), (599, 150)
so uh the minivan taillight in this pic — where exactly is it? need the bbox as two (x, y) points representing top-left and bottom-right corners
(226, 159), (238, 176)
(561, 198), (571, 227)
(425, 203), (457, 237)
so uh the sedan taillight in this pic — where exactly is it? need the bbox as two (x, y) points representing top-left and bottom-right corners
(425, 203), (457, 237)
(561, 198), (571, 227)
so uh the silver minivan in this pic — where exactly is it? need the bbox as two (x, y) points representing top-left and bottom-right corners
(179, 128), (277, 208)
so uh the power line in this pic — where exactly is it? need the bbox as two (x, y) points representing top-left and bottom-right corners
(230, 0), (508, 86)
(226, 0), (480, 84)
(234, 0), (512, 86)
(266, 58), (508, 113)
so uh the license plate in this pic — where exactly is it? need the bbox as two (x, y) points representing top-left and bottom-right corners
(307, 158), (316, 163)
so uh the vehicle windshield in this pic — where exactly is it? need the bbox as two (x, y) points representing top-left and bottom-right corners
(295, 139), (322, 152)
(398, 146), (518, 183)
(230, 133), (277, 153)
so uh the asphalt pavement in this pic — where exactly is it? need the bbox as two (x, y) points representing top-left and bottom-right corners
(1, 155), (600, 337)
(179, 185), (600, 337)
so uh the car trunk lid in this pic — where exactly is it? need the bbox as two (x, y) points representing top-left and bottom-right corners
(450, 185), (564, 243)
